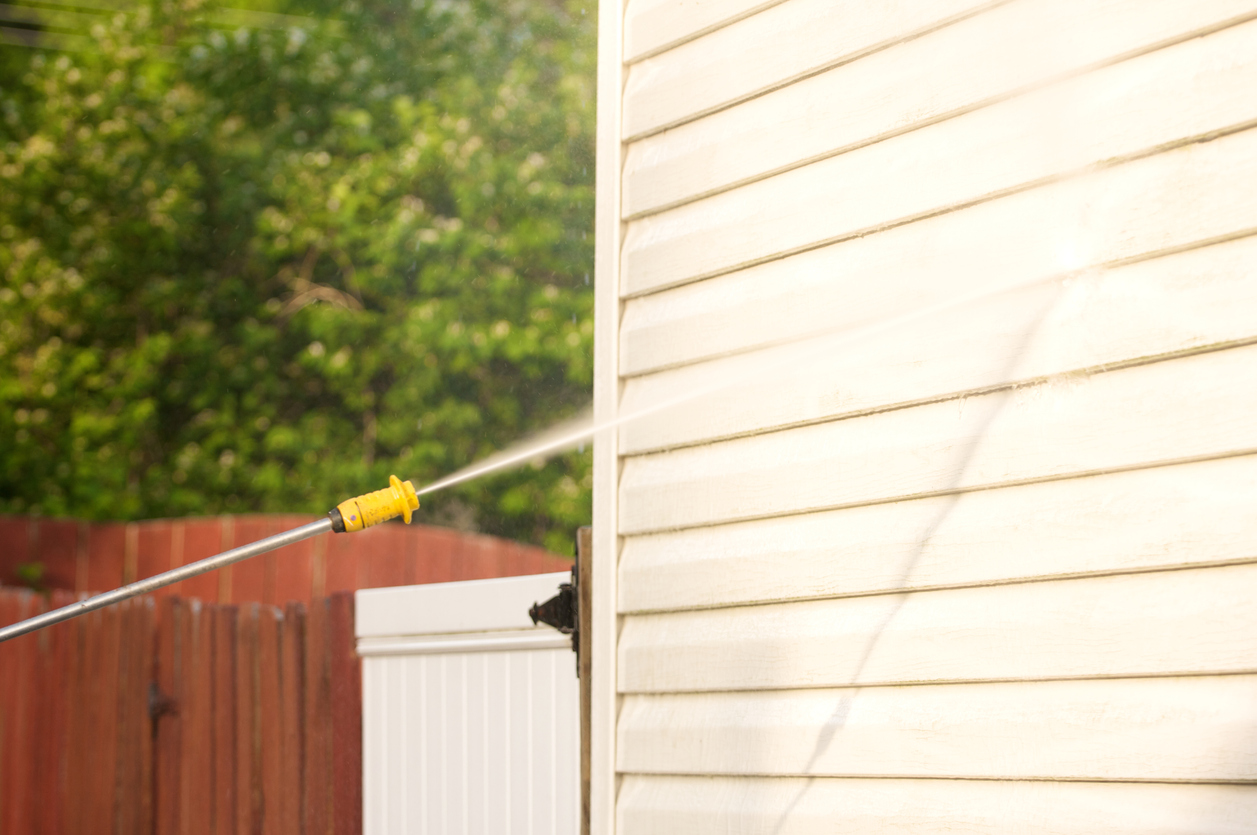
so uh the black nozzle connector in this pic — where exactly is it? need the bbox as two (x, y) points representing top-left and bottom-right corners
(529, 583), (576, 634)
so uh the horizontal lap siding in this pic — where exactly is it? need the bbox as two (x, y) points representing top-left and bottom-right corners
(617, 676), (1257, 780)
(621, 40), (1257, 294)
(619, 343), (1257, 533)
(622, 0), (789, 63)
(618, 134), (1257, 373)
(618, 777), (1257, 834)
(619, 235), (1257, 453)
(622, 0), (1257, 217)
(617, 453), (1257, 613)
(622, 0), (1000, 140)
(619, 562), (1257, 692)
(607, 0), (1257, 831)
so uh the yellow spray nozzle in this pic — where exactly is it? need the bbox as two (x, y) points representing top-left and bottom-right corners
(330, 474), (420, 533)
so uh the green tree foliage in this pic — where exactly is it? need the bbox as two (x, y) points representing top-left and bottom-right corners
(0, 0), (596, 553)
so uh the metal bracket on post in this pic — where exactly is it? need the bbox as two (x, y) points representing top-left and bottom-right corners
(528, 562), (579, 658)
(526, 527), (592, 835)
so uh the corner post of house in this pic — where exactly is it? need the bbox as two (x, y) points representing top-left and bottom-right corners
(591, 0), (624, 828)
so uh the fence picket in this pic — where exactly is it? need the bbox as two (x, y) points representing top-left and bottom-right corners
(303, 598), (332, 835)
(213, 606), (238, 835)
(329, 592), (363, 835)
(258, 606), (284, 835)
(186, 603), (215, 835)
(37, 591), (75, 835)
(236, 603), (262, 835)
(281, 602), (306, 834)
(0, 593), (26, 834)
(0, 583), (358, 834)
(155, 597), (184, 835)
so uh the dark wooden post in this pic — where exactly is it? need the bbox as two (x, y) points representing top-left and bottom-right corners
(576, 526), (593, 835)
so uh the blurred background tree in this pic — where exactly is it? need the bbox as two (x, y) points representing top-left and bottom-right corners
(0, 0), (596, 554)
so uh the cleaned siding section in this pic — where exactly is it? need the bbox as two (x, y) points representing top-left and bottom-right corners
(599, 0), (1257, 831)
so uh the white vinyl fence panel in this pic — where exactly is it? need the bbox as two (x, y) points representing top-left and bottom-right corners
(358, 573), (579, 835)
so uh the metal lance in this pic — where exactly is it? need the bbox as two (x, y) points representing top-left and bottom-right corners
(0, 475), (420, 643)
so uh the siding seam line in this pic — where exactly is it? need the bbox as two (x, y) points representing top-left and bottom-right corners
(617, 668), (1257, 697)
(620, 669), (1257, 694)
(610, 772), (1257, 785)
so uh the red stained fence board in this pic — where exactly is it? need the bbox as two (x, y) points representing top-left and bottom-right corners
(34, 519), (78, 593)
(359, 524), (414, 590)
(0, 586), (360, 835)
(272, 536), (316, 609)
(0, 515), (568, 606)
(329, 592), (362, 835)
(228, 518), (272, 606)
(0, 513), (567, 834)
(235, 603), (261, 835)
(0, 518), (32, 583)
(303, 597), (332, 835)
(87, 523), (127, 596)
(179, 519), (225, 603)
(280, 602), (306, 835)
(257, 605), (284, 835)
(413, 526), (459, 584)
(212, 606), (238, 835)
(322, 526), (360, 596)
(136, 521), (173, 581)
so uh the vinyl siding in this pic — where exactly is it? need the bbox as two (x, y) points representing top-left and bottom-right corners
(593, 0), (1257, 831)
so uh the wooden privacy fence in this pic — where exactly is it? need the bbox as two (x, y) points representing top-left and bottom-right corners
(0, 515), (572, 604)
(0, 587), (362, 835)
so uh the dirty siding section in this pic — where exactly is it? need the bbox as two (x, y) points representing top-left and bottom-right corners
(595, 0), (1257, 831)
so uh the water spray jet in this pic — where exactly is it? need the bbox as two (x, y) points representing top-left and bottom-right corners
(0, 257), (1079, 643)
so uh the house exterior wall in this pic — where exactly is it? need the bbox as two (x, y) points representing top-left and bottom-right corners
(592, 0), (1257, 831)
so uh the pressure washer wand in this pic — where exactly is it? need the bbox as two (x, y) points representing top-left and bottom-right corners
(0, 475), (421, 644)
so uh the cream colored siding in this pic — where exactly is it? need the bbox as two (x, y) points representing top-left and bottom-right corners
(622, 0), (789, 62)
(617, 144), (1257, 377)
(617, 676), (1257, 778)
(617, 454), (1257, 612)
(618, 778), (1257, 835)
(622, 0), (997, 140)
(618, 344), (1257, 533)
(620, 563), (1257, 690)
(593, 0), (1257, 831)
(620, 71), (1257, 294)
(618, 237), (1257, 453)
(622, 0), (1257, 217)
